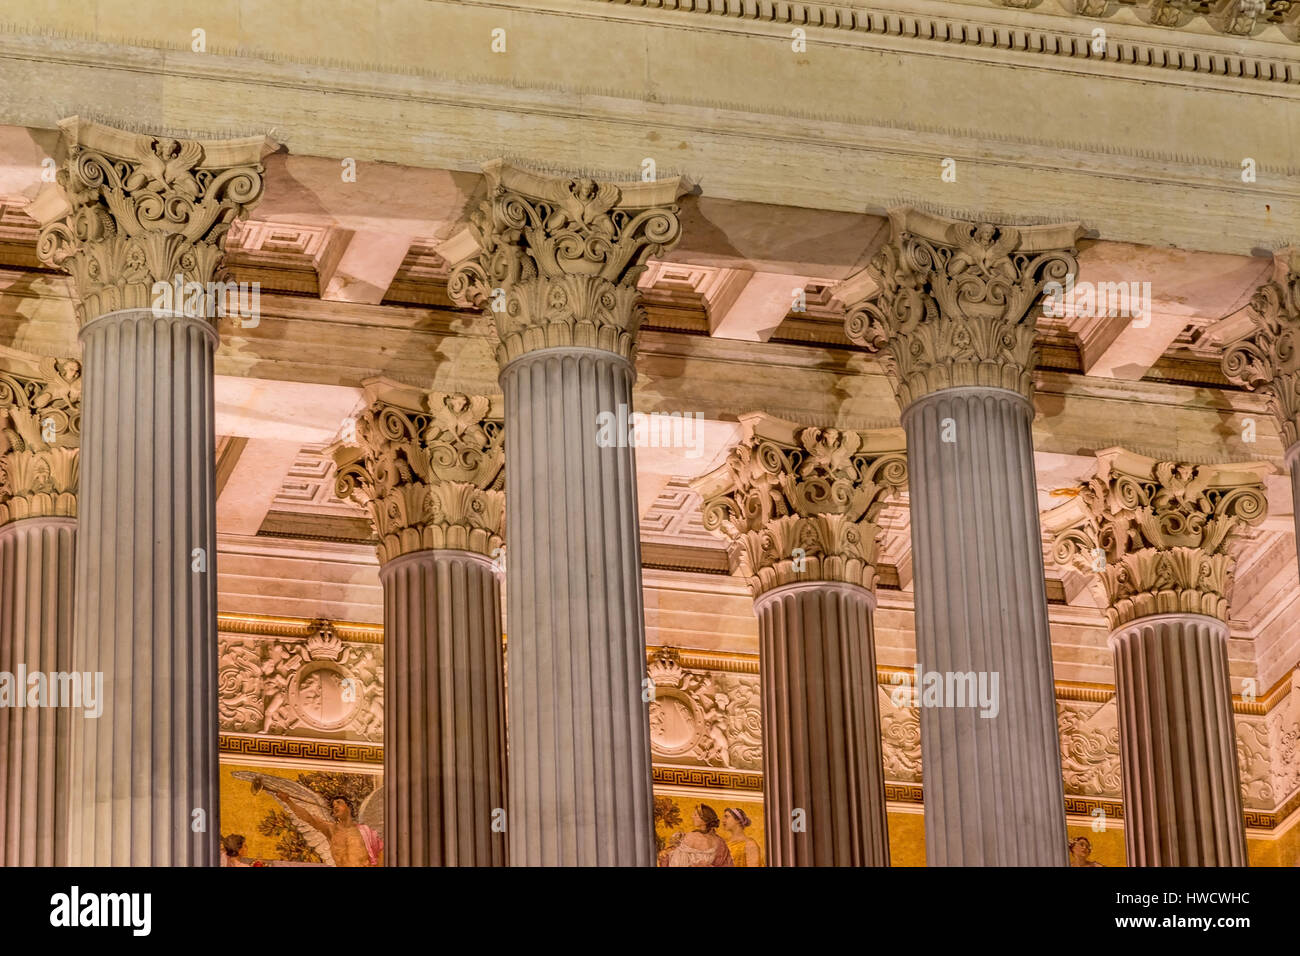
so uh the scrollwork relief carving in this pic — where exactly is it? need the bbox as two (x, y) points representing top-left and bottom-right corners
(696, 415), (906, 596)
(1047, 449), (1268, 628)
(444, 161), (683, 364)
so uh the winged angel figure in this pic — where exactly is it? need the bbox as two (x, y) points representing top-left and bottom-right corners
(231, 771), (384, 867)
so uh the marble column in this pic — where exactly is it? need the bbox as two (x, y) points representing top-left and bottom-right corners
(1221, 248), (1300, 573)
(843, 207), (1083, 866)
(0, 359), (81, 866)
(1047, 448), (1269, 866)
(32, 119), (265, 865)
(444, 161), (683, 865)
(696, 414), (907, 865)
(334, 383), (507, 865)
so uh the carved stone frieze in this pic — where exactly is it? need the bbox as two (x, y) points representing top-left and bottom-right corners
(1147, 0), (1291, 35)
(30, 118), (266, 324)
(646, 649), (762, 771)
(333, 381), (505, 563)
(1047, 448), (1269, 628)
(878, 684), (923, 783)
(1265, 674), (1300, 806)
(0, 358), (82, 524)
(1221, 250), (1300, 452)
(1057, 697), (1122, 798)
(218, 620), (384, 742)
(443, 160), (683, 365)
(843, 207), (1082, 407)
(694, 413), (907, 596)
(1236, 714), (1275, 809)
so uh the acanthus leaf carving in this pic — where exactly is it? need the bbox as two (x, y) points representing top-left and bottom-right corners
(32, 118), (266, 324)
(333, 384), (505, 563)
(443, 160), (682, 365)
(843, 206), (1082, 407)
(695, 414), (906, 596)
(1046, 448), (1269, 628)
(0, 357), (82, 524)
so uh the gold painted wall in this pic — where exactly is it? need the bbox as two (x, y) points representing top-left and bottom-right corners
(887, 809), (926, 867)
(1247, 814), (1300, 867)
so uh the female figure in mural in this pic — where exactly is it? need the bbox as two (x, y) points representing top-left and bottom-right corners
(222, 834), (251, 867)
(721, 807), (763, 867)
(1068, 836), (1104, 867)
(665, 804), (733, 866)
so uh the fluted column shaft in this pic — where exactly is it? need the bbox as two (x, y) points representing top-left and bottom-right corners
(69, 309), (219, 865)
(755, 581), (889, 866)
(502, 347), (653, 866)
(1110, 613), (1246, 866)
(1289, 443), (1300, 573)
(380, 549), (506, 866)
(904, 386), (1066, 866)
(0, 517), (76, 866)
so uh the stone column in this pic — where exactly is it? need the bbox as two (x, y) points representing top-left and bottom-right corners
(0, 359), (81, 866)
(334, 381), (507, 866)
(843, 207), (1083, 866)
(695, 413), (907, 866)
(32, 119), (265, 865)
(1221, 249), (1300, 572)
(1047, 448), (1268, 866)
(444, 161), (683, 865)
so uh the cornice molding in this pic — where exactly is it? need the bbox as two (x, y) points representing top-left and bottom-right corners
(590, 0), (1300, 53)
(217, 612), (384, 645)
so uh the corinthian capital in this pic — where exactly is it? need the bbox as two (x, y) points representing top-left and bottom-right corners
(442, 160), (684, 366)
(29, 117), (267, 324)
(843, 207), (1083, 407)
(332, 380), (505, 564)
(693, 413), (907, 597)
(0, 356), (82, 524)
(1045, 448), (1269, 629)
(1220, 249), (1300, 452)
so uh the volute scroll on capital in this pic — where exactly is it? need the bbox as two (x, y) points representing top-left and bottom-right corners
(332, 380), (505, 564)
(842, 206), (1085, 408)
(1045, 447), (1270, 629)
(0, 356), (82, 525)
(1220, 250), (1300, 452)
(441, 160), (686, 366)
(29, 117), (269, 325)
(694, 412), (908, 597)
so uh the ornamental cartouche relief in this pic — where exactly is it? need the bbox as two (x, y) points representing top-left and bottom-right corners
(443, 159), (683, 365)
(843, 206), (1083, 407)
(694, 413), (907, 596)
(1221, 249), (1300, 453)
(29, 117), (266, 324)
(0, 358), (82, 524)
(1047, 448), (1269, 628)
(333, 380), (505, 564)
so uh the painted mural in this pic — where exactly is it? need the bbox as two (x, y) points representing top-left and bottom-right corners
(220, 762), (383, 866)
(654, 792), (766, 867)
